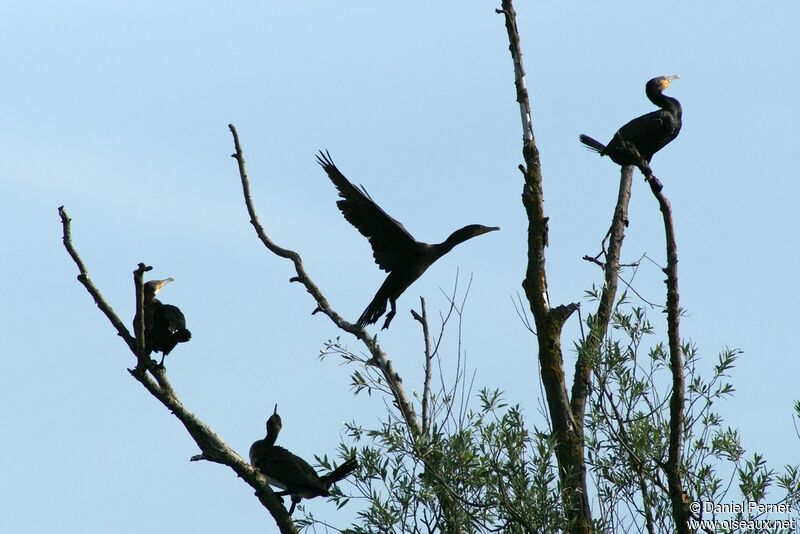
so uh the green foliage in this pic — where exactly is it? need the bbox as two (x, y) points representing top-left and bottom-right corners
(583, 294), (800, 532)
(319, 388), (563, 533)
(302, 292), (800, 533)
(306, 310), (567, 533)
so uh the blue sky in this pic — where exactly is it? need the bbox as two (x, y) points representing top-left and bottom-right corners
(3, 1), (799, 532)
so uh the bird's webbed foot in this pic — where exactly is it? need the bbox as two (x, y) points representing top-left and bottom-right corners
(288, 496), (301, 515)
(381, 300), (397, 330)
(381, 310), (396, 330)
(646, 175), (664, 192)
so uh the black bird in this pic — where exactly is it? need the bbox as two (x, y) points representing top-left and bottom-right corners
(579, 75), (682, 166)
(249, 405), (358, 514)
(316, 151), (499, 330)
(137, 278), (191, 365)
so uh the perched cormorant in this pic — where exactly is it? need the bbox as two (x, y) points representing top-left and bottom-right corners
(249, 405), (358, 514)
(316, 151), (499, 330)
(579, 75), (682, 166)
(137, 278), (191, 365)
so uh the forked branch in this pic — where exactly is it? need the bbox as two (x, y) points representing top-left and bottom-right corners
(496, 2), (588, 531)
(58, 206), (298, 534)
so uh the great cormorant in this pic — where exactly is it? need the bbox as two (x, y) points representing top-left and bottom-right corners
(249, 405), (358, 514)
(137, 278), (191, 365)
(579, 75), (682, 166)
(316, 151), (499, 330)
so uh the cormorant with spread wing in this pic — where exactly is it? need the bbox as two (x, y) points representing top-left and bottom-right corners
(250, 406), (358, 514)
(579, 75), (682, 166)
(316, 151), (499, 330)
(137, 278), (191, 366)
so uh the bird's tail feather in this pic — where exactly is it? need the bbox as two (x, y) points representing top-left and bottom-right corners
(356, 295), (386, 329)
(321, 457), (358, 487)
(579, 134), (606, 154)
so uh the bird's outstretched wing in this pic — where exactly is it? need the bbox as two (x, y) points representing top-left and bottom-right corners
(316, 150), (417, 273)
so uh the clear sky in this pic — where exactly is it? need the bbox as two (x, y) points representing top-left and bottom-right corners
(3, 1), (799, 532)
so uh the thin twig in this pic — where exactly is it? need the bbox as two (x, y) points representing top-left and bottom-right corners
(586, 252), (665, 310)
(617, 271), (665, 310)
(510, 292), (536, 334)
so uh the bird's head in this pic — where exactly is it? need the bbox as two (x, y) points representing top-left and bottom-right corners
(440, 224), (500, 253)
(451, 224), (500, 241)
(436, 224), (500, 253)
(144, 277), (174, 300)
(469, 224), (501, 236)
(266, 404), (283, 434)
(647, 75), (679, 93)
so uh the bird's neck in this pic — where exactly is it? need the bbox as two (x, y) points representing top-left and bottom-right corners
(265, 427), (279, 447)
(432, 227), (477, 259)
(648, 90), (681, 116)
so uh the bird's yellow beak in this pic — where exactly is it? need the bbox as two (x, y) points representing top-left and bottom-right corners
(662, 75), (679, 89)
(153, 277), (174, 291)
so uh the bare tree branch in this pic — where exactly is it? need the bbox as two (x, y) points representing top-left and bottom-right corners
(572, 166), (633, 434)
(644, 176), (689, 532)
(132, 262), (151, 371)
(58, 206), (299, 534)
(228, 123), (421, 437)
(59, 206), (137, 353)
(496, 2), (587, 531)
(411, 297), (434, 435)
(608, 140), (689, 531)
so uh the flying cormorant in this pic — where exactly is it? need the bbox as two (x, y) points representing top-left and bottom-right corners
(579, 75), (682, 166)
(316, 151), (499, 330)
(249, 405), (358, 514)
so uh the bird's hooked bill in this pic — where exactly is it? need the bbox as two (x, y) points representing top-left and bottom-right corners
(148, 277), (175, 293)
